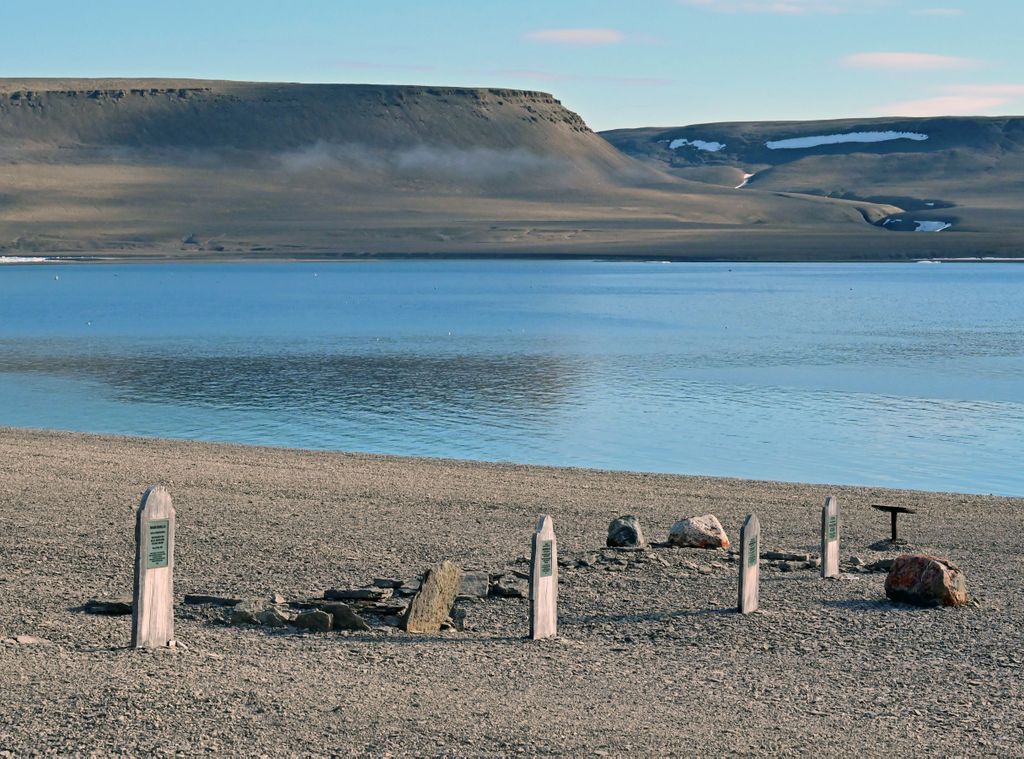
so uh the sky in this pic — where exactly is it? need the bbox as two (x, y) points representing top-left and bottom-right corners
(2, 0), (1021, 130)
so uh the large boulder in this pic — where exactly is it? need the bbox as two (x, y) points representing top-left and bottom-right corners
(403, 561), (462, 633)
(607, 515), (647, 549)
(668, 515), (730, 549)
(885, 554), (968, 608)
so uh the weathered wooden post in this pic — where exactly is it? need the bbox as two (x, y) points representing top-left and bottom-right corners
(737, 513), (760, 614)
(131, 485), (175, 648)
(820, 496), (840, 579)
(529, 515), (557, 640)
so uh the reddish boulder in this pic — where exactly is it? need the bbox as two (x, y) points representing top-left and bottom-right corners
(884, 554), (968, 608)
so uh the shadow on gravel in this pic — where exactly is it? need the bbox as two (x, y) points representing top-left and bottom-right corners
(562, 607), (735, 625)
(818, 599), (901, 612)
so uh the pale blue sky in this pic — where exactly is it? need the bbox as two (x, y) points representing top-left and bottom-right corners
(2, 0), (1021, 130)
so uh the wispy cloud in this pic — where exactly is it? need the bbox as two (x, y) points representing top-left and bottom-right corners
(841, 52), (982, 71)
(524, 28), (624, 45)
(489, 69), (672, 88)
(911, 7), (964, 16)
(873, 84), (1024, 116)
(874, 95), (1007, 116)
(680, 0), (861, 13)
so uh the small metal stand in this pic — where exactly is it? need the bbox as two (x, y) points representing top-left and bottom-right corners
(871, 504), (916, 545)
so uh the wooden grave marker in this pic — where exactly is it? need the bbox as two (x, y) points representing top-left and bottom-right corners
(131, 485), (175, 648)
(820, 495), (840, 579)
(529, 515), (557, 640)
(737, 513), (760, 614)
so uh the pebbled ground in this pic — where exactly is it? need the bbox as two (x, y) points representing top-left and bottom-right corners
(1, 427), (1022, 757)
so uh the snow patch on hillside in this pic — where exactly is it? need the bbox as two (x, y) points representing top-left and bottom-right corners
(667, 138), (726, 152)
(735, 172), (755, 189)
(765, 131), (929, 150)
(914, 220), (951, 232)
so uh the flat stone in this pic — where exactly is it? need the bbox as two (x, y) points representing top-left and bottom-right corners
(607, 515), (647, 549)
(321, 602), (371, 631)
(457, 571), (490, 598)
(324, 587), (393, 602)
(227, 599), (267, 626)
(293, 609), (333, 632)
(403, 561), (462, 634)
(82, 597), (133, 616)
(668, 515), (730, 550)
(184, 594), (242, 607)
(372, 578), (403, 589)
(268, 592), (287, 605)
(15, 635), (49, 646)
(491, 575), (528, 597)
(867, 558), (895, 572)
(885, 554), (968, 608)
(762, 551), (810, 562)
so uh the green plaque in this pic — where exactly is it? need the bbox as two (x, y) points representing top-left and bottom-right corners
(540, 540), (553, 578)
(827, 515), (838, 542)
(147, 519), (170, 569)
(747, 534), (759, 568)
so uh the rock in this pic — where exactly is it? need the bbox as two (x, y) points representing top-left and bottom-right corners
(257, 607), (290, 628)
(15, 635), (49, 646)
(372, 578), (403, 589)
(396, 579), (421, 596)
(607, 515), (647, 549)
(324, 587), (392, 602)
(293, 609), (333, 632)
(403, 561), (462, 634)
(82, 597), (133, 615)
(668, 515), (730, 549)
(805, 557), (821, 569)
(490, 575), (527, 598)
(227, 599), (266, 626)
(268, 592), (287, 605)
(885, 554), (968, 608)
(762, 551), (810, 562)
(184, 594), (242, 607)
(848, 556), (865, 567)
(449, 608), (467, 631)
(867, 558), (895, 572)
(321, 603), (370, 631)
(457, 571), (490, 598)
(778, 562), (794, 572)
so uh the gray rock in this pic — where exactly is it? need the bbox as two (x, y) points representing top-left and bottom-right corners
(82, 597), (133, 615)
(319, 602), (370, 631)
(293, 609), (333, 632)
(848, 556), (865, 567)
(491, 575), (527, 598)
(257, 607), (290, 628)
(372, 578), (403, 589)
(867, 558), (895, 572)
(805, 557), (821, 569)
(607, 515), (647, 549)
(778, 561), (794, 572)
(458, 571), (490, 598)
(227, 599), (267, 625)
(762, 551), (810, 562)
(668, 515), (730, 549)
(403, 561), (462, 634)
(268, 592), (286, 605)
(324, 587), (392, 602)
(449, 608), (467, 632)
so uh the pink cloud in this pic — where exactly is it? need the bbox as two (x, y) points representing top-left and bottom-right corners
(841, 52), (983, 71)
(681, 0), (857, 13)
(525, 28), (624, 45)
(874, 95), (1009, 116)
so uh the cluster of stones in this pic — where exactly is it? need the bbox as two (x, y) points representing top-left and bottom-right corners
(602, 513), (968, 608)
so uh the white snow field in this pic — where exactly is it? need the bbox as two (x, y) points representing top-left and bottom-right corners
(765, 131), (929, 150)
(668, 138), (726, 152)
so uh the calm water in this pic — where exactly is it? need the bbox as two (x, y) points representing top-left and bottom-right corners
(1, 260), (1022, 496)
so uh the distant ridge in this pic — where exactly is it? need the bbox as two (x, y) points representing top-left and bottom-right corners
(0, 79), (1019, 259)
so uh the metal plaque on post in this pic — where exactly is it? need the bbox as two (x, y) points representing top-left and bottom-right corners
(530, 515), (557, 640)
(131, 485), (175, 648)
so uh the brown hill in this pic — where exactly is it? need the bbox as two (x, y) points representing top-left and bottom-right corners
(1, 80), (1004, 260)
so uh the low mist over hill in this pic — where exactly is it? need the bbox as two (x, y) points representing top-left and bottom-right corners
(603, 117), (1024, 252)
(0, 79), (1019, 259)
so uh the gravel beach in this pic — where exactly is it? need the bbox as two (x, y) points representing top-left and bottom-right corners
(1, 427), (1022, 757)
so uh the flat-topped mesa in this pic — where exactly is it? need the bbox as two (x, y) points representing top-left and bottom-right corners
(0, 79), (597, 153)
